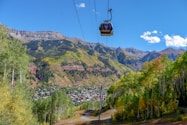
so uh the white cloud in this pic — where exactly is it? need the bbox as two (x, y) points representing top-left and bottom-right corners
(140, 30), (161, 43)
(164, 34), (187, 47)
(76, 3), (86, 8)
(152, 30), (158, 34)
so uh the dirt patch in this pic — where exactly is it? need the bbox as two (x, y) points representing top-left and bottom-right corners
(55, 110), (85, 125)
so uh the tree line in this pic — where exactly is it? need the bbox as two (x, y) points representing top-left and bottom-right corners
(0, 25), (74, 125)
(107, 53), (187, 121)
(0, 25), (39, 124)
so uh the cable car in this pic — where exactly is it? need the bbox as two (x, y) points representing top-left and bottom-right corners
(99, 21), (113, 36)
(99, 9), (113, 36)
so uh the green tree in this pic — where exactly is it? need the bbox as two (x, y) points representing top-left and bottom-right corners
(33, 90), (74, 125)
(0, 25), (29, 86)
(171, 51), (187, 106)
(107, 55), (178, 121)
(34, 59), (54, 83)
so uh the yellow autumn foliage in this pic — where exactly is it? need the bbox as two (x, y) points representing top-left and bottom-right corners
(0, 83), (39, 125)
(138, 96), (146, 112)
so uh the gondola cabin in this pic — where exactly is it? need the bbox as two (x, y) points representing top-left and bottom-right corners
(99, 21), (113, 36)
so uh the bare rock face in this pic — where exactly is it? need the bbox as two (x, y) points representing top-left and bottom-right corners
(8, 28), (65, 42)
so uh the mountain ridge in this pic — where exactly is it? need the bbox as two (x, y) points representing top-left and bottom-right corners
(8, 28), (66, 42)
(8, 27), (185, 54)
(8, 27), (185, 68)
(7, 27), (186, 87)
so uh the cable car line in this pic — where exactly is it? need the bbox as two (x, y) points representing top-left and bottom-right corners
(94, 0), (99, 42)
(72, 0), (85, 40)
(107, 0), (110, 19)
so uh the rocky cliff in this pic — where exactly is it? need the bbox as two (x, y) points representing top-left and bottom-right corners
(8, 28), (65, 42)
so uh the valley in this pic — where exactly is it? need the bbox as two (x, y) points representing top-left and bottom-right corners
(1, 25), (187, 125)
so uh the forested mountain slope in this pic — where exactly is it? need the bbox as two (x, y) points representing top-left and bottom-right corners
(7, 27), (185, 87)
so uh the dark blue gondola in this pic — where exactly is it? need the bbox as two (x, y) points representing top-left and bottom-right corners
(99, 9), (113, 36)
(99, 21), (113, 36)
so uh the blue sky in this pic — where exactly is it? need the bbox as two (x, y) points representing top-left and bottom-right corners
(0, 0), (187, 51)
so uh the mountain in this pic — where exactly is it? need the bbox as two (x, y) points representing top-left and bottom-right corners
(7, 28), (185, 87)
(160, 48), (185, 61)
(140, 48), (185, 62)
(141, 51), (161, 62)
(8, 28), (65, 42)
(24, 39), (131, 87)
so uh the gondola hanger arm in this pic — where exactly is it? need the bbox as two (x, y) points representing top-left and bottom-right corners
(105, 8), (112, 22)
